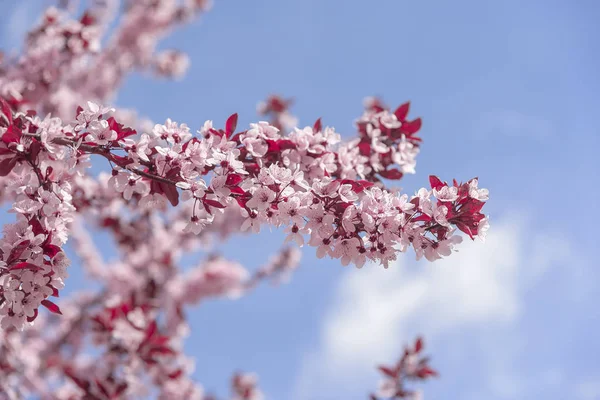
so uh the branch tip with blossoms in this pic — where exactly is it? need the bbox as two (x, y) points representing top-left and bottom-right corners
(0, 89), (488, 397)
(0, 92), (489, 330)
(0, 1), (489, 398)
(370, 337), (437, 400)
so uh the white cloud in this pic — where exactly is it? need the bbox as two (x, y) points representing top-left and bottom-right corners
(292, 217), (570, 400)
(575, 379), (600, 400)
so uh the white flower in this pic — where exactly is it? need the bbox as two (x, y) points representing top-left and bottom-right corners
(240, 210), (261, 233)
(330, 237), (361, 266)
(278, 196), (304, 226)
(179, 180), (207, 201)
(183, 215), (212, 235)
(246, 187), (275, 211)
(113, 318), (146, 350)
(477, 216), (490, 242)
(112, 173), (150, 200)
(74, 101), (114, 130)
(469, 178), (489, 201)
(338, 184), (358, 203)
(21, 271), (49, 294)
(284, 225), (304, 247)
(433, 204), (452, 228)
(87, 119), (117, 145)
(433, 185), (459, 202)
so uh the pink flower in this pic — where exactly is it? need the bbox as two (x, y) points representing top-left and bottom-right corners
(278, 196), (304, 226)
(74, 101), (114, 130)
(183, 215), (212, 235)
(112, 172), (150, 200)
(87, 119), (117, 145)
(284, 224), (304, 246)
(469, 178), (489, 201)
(240, 210), (261, 233)
(433, 185), (459, 202)
(246, 187), (276, 211)
(330, 237), (361, 266)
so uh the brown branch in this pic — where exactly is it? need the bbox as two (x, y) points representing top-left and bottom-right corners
(22, 133), (178, 186)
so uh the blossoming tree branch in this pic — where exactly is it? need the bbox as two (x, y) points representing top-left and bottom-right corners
(0, 1), (489, 399)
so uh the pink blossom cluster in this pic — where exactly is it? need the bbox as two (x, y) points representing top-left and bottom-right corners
(0, 101), (74, 331)
(257, 95), (298, 132)
(370, 337), (437, 400)
(2, 95), (489, 328)
(203, 372), (264, 400)
(0, 90), (487, 395)
(0, 0), (211, 119)
(0, 1), (490, 398)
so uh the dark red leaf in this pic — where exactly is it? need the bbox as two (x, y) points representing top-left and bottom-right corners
(66, 369), (90, 391)
(401, 118), (422, 135)
(45, 166), (53, 180)
(44, 244), (62, 258)
(379, 168), (403, 180)
(2, 125), (22, 144)
(378, 365), (398, 378)
(455, 221), (476, 239)
(29, 140), (41, 160)
(115, 383), (129, 396)
(7, 240), (30, 264)
(146, 320), (158, 339)
(148, 346), (176, 356)
(110, 154), (131, 168)
(9, 262), (42, 271)
(0, 96), (13, 124)
(414, 336), (424, 352)
(313, 118), (322, 133)
(416, 366), (438, 378)
(165, 167), (181, 180)
(357, 180), (375, 190)
(151, 335), (170, 347)
(394, 102), (410, 121)
(0, 157), (18, 177)
(236, 197), (249, 208)
(266, 139), (279, 152)
(429, 175), (445, 190)
(230, 186), (245, 195)
(226, 174), (243, 186)
(337, 179), (374, 193)
(182, 137), (198, 152)
(41, 299), (62, 315)
(276, 139), (296, 151)
(357, 142), (371, 156)
(95, 379), (110, 398)
(225, 113), (238, 137)
(107, 117), (136, 140)
(80, 12), (95, 26)
(203, 199), (226, 209)
(245, 163), (260, 176)
(412, 214), (432, 223)
(26, 308), (38, 322)
(159, 182), (179, 206)
(460, 199), (485, 214)
(30, 217), (46, 236)
(168, 369), (183, 380)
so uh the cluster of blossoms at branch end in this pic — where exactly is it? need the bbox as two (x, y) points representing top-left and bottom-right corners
(0, 1), (489, 399)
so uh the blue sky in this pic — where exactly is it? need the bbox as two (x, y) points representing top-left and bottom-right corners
(1, 0), (599, 399)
